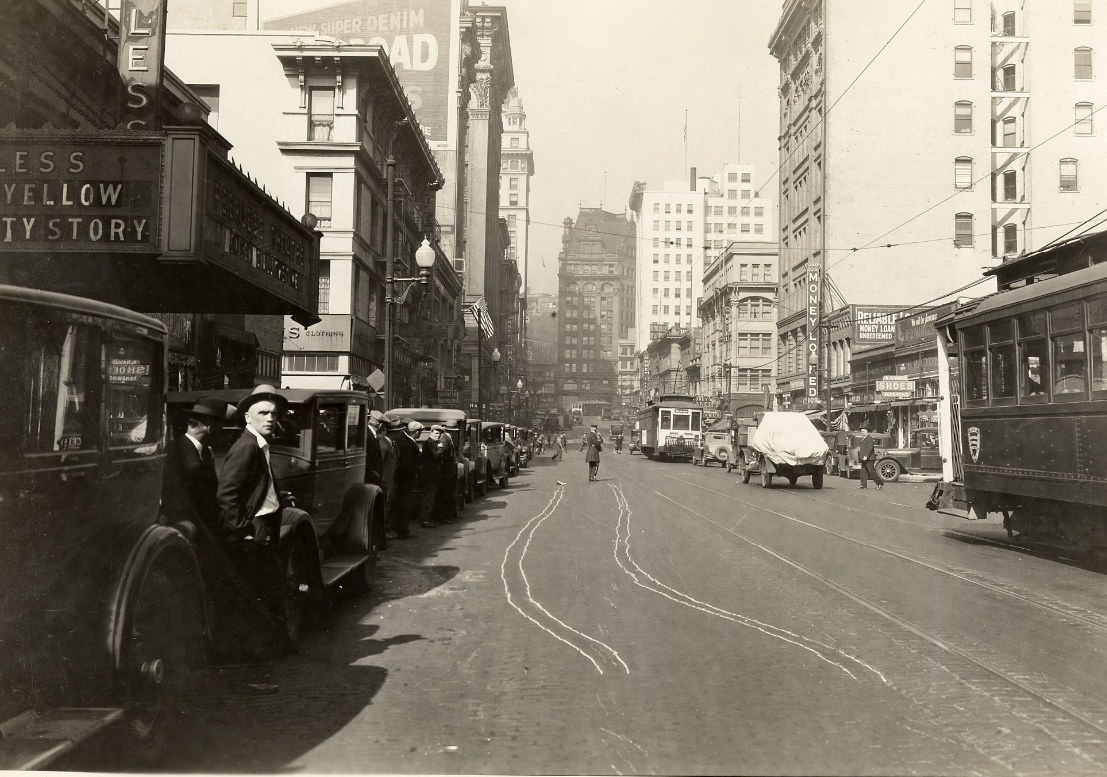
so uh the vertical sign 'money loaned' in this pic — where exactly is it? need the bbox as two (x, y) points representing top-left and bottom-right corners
(117, 0), (168, 131)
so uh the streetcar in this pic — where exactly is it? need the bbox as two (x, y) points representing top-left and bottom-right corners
(635, 395), (703, 461)
(931, 232), (1107, 560)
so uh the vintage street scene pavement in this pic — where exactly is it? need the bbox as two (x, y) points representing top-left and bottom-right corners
(67, 447), (1107, 776)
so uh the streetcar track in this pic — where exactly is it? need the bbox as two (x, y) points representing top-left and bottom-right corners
(619, 468), (1107, 749)
(607, 482), (884, 682)
(656, 469), (1107, 636)
(500, 483), (629, 675)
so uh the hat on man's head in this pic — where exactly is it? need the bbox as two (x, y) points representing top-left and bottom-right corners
(185, 397), (235, 422)
(590, 423), (598, 429)
(430, 424), (447, 433)
(369, 409), (387, 424)
(406, 420), (425, 433)
(384, 413), (403, 430)
(238, 384), (288, 416)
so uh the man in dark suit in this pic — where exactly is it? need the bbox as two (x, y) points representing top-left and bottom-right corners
(163, 397), (234, 532)
(364, 408), (384, 488)
(217, 384), (288, 543)
(582, 423), (604, 482)
(390, 420), (423, 539)
(857, 428), (883, 490)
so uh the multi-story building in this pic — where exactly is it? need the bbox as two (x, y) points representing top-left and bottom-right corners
(165, 30), (453, 402)
(526, 292), (559, 412)
(769, 0), (1107, 410)
(629, 165), (774, 355)
(499, 84), (534, 286)
(556, 208), (637, 410)
(2, 1), (320, 392)
(698, 241), (780, 417)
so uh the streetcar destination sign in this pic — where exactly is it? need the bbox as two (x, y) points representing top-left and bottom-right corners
(0, 135), (162, 253)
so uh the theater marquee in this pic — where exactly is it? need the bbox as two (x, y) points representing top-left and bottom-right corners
(0, 135), (162, 253)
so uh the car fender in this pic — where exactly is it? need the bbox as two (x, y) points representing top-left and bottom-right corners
(321, 483), (382, 556)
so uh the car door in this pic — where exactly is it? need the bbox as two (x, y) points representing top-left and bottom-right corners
(310, 399), (349, 536)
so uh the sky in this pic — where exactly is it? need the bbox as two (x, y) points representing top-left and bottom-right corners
(259, 0), (785, 295)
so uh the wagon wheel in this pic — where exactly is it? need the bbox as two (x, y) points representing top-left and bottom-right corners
(740, 458), (751, 484)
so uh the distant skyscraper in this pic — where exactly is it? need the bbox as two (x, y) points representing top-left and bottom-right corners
(629, 165), (774, 353)
(556, 209), (637, 410)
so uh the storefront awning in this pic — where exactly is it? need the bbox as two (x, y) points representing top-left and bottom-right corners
(849, 404), (876, 412)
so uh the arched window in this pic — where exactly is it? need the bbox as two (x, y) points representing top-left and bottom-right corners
(1003, 223), (1018, 255)
(954, 156), (973, 188)
(1076, 102), (1095, 135)
(954, 46), (973, 78)
(1001, 11), (1016, 35)
(955, 213), (974, 246)
(1075, 47), (1093, 79)
(954, 101), (973, 133)
(1060, 158), (1079, 191)
(1002, 116), (1018, 146)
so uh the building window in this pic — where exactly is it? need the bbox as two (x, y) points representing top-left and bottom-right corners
(954, 0), (971, 23)
(1003, 223), (1018, 255)
(307, 173), (333, 227)
(742, 172), (752, 182)
(954, 156), (973, 188)
(510, 137), (520, 148)
(955, 212), (974, 246)
(317, 263), (330, 314)
(1060, 157), (1079, 190)
(308, 86), (335, 141)
(728, 172), (738, 182)
(653, 203), (659, 214)
(1076, 102), (1095, 134)
(954, 101), (973, 133)
(754, 224), (765, 234)
(1001, 11), (1016, 35)
(954, 46), (973, 78)
(1003, 169), (1018, 201)
(1002, 116), (1017, 146)
(754, 206), (764, 217)
(1075, 0), (1092, 24)
(509, 194), (519, 205)
(999, 64), (1016, 91)
(509, 177), (519, 190)
(1075, 47), (1094, 79)
(232, 0), (247, 15)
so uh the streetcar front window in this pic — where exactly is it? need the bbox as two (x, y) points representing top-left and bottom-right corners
(672, 412), (690, 431)
(659, 410), (672, 430)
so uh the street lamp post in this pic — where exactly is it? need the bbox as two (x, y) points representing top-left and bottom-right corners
(490, 347), (501, 419)
(384, 237), (436, 408)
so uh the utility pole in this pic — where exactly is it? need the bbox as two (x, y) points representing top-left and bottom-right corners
(384, 154), (396, 409)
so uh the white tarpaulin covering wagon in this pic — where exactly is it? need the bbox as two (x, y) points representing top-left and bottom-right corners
(739, 411), (829, 489)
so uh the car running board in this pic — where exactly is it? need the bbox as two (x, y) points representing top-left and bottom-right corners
(321, 553), (372, 587)
(0, 707), (123, 770)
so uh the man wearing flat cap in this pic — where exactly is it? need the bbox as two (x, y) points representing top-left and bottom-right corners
(418, 425), (446, 528)
(163, 397), (234, 531)
(432, 424), (459, 524)
(217, 384), (288, 544)
(373, 412), (398, 529)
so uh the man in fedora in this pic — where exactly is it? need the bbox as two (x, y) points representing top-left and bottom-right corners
(217, 384), (289, 544)
(390, 419), (423, 538)
(163, 397), (234, 532)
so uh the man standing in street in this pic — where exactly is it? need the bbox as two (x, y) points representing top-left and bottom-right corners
(582, 423), (604, 482)
(390, 420), (423, 538)
(367, 409), (390, 550)
(163, 397), (233, 532)
(433, 424), (459, 524)
(856, 428), (883, 490)
(215, 384), (294, 633)
(375, 412), (398, 529)
(418, 425), (445, 528)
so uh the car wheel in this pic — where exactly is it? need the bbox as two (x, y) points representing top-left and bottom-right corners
(877, 458), (902, 483)
(761, 469), (772, 489)
(119, 561), (192, 767)
(741, 460), (751, 484)
(499, 474), (509, 489)
(281, 537), (312, 644)
(812, 472), (824, 490)
(479, 477), (488, 497)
